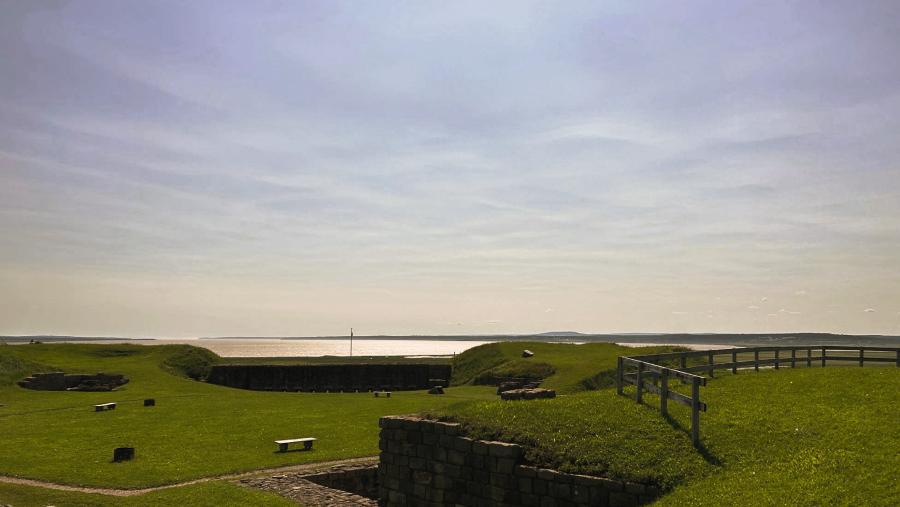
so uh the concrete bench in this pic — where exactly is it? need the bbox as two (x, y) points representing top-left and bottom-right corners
(275, 437), (316, 452)
(94, 402), (116, 412)
(373, 391), (391, 398)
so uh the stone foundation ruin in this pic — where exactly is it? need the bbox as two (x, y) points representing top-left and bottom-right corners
(18, 372), (129, 392)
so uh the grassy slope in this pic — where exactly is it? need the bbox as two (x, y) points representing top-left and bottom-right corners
(451, 341), (681, 392)
(437, 366), (900, 506)
(0, 343), (494, 488)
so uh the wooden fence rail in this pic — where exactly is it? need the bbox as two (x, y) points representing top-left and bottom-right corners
(616, 345), (900, 446)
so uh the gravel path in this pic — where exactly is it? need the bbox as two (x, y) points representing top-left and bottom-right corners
(0, 456), (378, 497)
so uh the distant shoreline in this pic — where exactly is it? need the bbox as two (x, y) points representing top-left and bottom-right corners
(3, 332), (899, 348)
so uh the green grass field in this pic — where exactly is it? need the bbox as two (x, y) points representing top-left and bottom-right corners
(437, 343), (900, 506)
(0, 343), (494, 490)
(3, 341), (897, 506)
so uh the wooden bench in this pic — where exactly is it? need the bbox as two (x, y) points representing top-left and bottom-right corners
(94, 402), (116, 412)
(373, 391), (391, 398)
(275, 437), (316, 452)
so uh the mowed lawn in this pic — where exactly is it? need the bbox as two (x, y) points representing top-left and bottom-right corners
(0, 343), (495, 488)
(0, 481), (296, 507)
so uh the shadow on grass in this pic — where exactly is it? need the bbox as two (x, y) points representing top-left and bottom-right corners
(659, 412), (722, 466)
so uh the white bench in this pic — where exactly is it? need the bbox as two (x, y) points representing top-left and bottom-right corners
(94, 402), (116, 412)
(373, 391), (391, 398)
(275, 437), (316, 452)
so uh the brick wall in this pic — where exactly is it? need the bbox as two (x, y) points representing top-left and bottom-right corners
(378, 415), (659, 507)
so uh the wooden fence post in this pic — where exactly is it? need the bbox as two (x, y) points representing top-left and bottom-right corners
(822, 347), (826, 367)
(708, 351), (715, 377)
(754, 350), (759, 372)
(616, 357), (624, 395)
(807, 348), (812, 368)
(731, 350), (737, 375)
(680, 355), (687, 370)
(636, 362), (644, 403)
(791, 348), (796, 368)
(774, 349), (780, 370)
(896, 349), (899, 367)
(691, 377), (701, 446)
(660, 370), (669, 417)
(859, 348), (864, 367)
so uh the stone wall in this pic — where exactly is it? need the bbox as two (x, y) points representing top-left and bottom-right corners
(18, 372), (128, 391)
(207, 364), (451, 392)
(304, 462), (379, 499)
(378, 415), (659, 507)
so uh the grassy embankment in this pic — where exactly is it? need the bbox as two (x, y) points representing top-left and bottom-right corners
(437, 342), (900, 505)
(0, 343), (494, 491)
(450, 341), (683, 392)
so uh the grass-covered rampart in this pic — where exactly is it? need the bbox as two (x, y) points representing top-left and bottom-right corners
(450, 341), (682, 392)
(436, 346), (900, 506)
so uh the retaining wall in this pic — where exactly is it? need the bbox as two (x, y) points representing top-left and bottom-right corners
(378, 415), (659, 507)
(207, 364), (451, 392)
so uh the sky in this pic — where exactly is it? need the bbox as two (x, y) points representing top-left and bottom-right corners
(1, 0), (899, 338)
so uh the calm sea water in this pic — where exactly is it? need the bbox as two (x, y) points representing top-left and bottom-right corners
(63, 338), (495, 357)
(43, 338), (725, 357)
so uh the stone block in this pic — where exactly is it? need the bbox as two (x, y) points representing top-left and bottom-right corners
(521, 493), (540, 507)
(454, 437), (473, 452)
(495, 457), (516, 474)
(609, 492), (637, 507)
(413, 470), (432, 485)
(435, 421), (461, 436)
(448, 450), (466, 466)
(519, 477), (533, 493)
(488, 441), (523, 459)
(538, 468), (561, 481)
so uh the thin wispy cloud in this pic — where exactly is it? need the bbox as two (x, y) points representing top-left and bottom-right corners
(1, 1), (899, 336)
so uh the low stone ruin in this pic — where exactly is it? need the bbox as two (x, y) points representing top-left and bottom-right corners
(499, 388), (556, 400)
(496, 379), (541, 394)
(18, 372), (129, 392)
